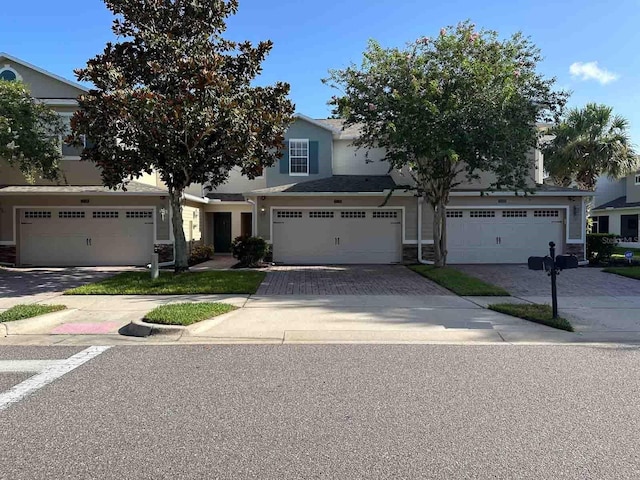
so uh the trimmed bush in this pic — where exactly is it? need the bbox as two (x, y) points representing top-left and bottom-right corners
(586, 233), (617, 265)
(189, 244), (214, 266)
(232, 236), (268, 267)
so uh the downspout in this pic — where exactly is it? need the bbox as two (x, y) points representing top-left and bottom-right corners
(417, 195), (434, 265)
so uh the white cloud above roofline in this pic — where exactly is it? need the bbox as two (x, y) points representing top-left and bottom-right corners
(569, 61), (619, 85)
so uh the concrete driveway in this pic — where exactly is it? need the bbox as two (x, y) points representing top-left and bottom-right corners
(456, 265), (640, 340)
(0, 267), (130, 310)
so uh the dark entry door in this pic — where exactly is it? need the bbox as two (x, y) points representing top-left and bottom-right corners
(213, 213), (232, 253)
(621, 214), (639, 241)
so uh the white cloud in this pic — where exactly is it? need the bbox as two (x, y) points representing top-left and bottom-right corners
(569, 61), (619, 85)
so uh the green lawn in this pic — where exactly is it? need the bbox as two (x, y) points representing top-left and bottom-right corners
(602, 266), (640, 280)
(144, 302), (237, 326)
(408, 265), (510, 296)
(489, 303), (573, 332)
(0, 304), (67, 323)
(612, 246), (640, 256)
(65, 271), (266, 295)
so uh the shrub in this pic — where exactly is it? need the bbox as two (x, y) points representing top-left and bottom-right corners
(232, 236), (268, 267)
(586, 234), (617, 265)
(188, 244), (214, 266)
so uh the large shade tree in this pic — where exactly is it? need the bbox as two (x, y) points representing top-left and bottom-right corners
(325, 21), (568, 266)
(542, 103), (637, 191)
(72, 0), (294, 271)
(0, 80), (65, 182)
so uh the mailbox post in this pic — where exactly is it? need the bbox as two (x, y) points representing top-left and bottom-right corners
(549, 242), (558, 319)
(528, 241), (579, 320)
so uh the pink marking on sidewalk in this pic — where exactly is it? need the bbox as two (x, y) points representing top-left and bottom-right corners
(50, 322), (122, 335)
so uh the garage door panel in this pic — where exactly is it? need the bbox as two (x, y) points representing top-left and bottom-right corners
(20, 208), (155, 266)
(447, 209), (565, 264)
(273, 209), (402, 264)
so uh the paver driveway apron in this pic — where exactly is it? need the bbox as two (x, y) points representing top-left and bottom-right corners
(192, 265), (560, 343)
(256, 265), (452, 295)
(456, 264), (640, 339)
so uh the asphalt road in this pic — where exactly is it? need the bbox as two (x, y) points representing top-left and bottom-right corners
(1, 345), (640, 479)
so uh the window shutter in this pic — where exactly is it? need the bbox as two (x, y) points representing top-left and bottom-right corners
(279, 147), (289, 174)
(309, 141), (319, 174)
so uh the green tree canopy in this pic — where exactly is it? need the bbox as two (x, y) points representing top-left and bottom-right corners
(72, 0), (294, 271)
(325, 21), (568, 266)
(0, 80), (64, 182)
(542, 103), (637, 191)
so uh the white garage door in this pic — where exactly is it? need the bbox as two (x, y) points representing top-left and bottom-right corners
(273, 209), (402, 264)
(20, 208), (155, 266)
(446, 209), (565, 264)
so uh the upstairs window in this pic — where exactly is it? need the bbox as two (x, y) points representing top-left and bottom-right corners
(289, 139), (309, 176)
(635, 174), (640, 185)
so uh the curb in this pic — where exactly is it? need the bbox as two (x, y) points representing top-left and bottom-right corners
(125, 319), (186, 338)
(1, 308), (77, 336)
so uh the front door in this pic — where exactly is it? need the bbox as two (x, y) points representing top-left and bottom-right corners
(621, 214), (639, 242)
(213, 212), (232, 253)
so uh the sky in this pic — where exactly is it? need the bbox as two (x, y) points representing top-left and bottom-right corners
(2, 0), (639, 143)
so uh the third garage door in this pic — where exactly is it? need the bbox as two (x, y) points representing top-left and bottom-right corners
(446, 208), (565, 264)
(272, 209), (402, 264)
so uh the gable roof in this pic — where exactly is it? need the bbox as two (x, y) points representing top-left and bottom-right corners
(294, 113), (341, 133)
(0, 52), (89, 94)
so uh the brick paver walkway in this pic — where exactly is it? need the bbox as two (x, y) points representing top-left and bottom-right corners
(256, 265), (452, 296)
(455, 264), (640, 297)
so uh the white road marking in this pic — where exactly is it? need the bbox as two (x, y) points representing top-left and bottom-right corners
(0, 346), (111, 411)
(0, 360), (66, 373)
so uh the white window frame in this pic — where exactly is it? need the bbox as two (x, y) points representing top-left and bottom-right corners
(289, 139), (309, 176)
(635, 174), (640, 185)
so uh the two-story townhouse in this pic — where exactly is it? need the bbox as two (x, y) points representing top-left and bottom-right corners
(202, 116), (590, 264)
(0, 53), (183, 267)
(0, 53), (591, 267)
(591, 172), (640, 246)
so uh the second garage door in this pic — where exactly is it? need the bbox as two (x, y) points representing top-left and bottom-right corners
(272, 209), (402, 264)
(446, 208), (565, 264)
(20, 208), (155, 266)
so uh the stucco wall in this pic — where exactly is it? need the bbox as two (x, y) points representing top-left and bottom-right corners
(203, 167), (267, 195)
(0, 195), (171, 242)
(0, 159), (104, 186)
(332, 140), (391, 176)
(0, 57), (85, 99)
(626, 174), (640, 203)
(181, 204), (203, 242)
(594, 176), (626, 207)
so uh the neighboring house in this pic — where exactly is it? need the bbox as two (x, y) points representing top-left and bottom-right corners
(0, 53), (591, 267)
(591, 173), (640, 247)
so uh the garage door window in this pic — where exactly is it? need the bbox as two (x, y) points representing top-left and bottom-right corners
(93, 211), (119, 219)
(502, 210), (527, 218)
(276, 211), (302, 219)
(534, 210), (559, 217)
(309, 211), (334, 218)
(58, 211), (85, 219)
(126, 211), (153, 219)
(341, 211), (366, 218)
(24, 211), (51, 219)
(446, 210), (463, 218)
(373, 211), (398, 218)
(470, 210), (496, 218)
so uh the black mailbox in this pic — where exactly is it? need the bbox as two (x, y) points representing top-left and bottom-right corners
(543, 257), (555, 272)
(528, 256), (545, 271)
(555, 255), (579, 270)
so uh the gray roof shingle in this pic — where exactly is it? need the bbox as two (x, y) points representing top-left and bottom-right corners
(594, 196), (640, 210)
(249, 175), (396, 194)
(0, 181), (168, 194)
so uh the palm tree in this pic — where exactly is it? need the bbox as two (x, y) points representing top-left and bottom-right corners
(543, 103), (638, 191)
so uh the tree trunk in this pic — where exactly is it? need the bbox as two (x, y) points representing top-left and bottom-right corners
(432, 201), (447, 267)
(169, 189), (189, 273)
